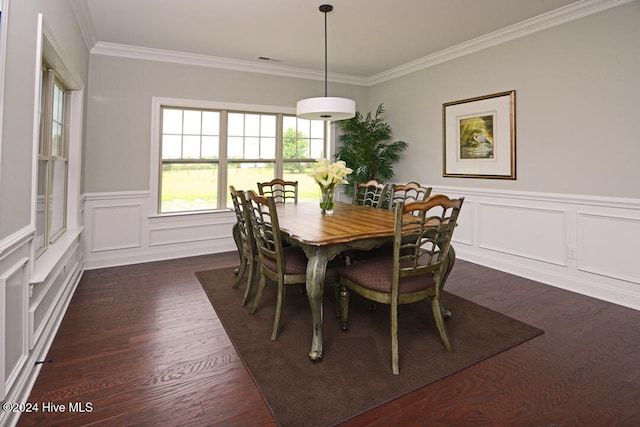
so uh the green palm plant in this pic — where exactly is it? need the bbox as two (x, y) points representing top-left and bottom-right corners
(334, 103), (408, 197)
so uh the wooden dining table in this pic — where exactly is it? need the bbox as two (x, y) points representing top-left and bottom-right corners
(275, 201), (456, 362)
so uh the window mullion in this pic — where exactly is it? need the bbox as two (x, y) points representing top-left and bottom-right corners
(218, 110), (228, 209)
(180, 109), (185, 159)
(63, 90), (70, 158)
(275, 113), (283, 178)
(325, 121), (330, 159)
(42, 69), (55, 247)
(41, 69), (54, 155)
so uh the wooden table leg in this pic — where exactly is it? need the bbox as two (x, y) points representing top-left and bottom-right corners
(304, 246), (329, 362)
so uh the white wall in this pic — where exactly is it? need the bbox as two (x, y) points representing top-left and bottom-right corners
(0, 0), (89, 240)
(369, 2), (640, 199)
(84, 55), (369, 193)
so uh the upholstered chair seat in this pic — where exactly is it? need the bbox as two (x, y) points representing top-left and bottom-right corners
(338, 257), (437, 294)
(261, 246), (308, 275)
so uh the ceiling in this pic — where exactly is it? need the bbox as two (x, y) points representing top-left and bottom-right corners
(76, 0), (603, 81)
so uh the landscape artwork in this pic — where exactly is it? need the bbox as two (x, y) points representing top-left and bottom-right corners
(459, 114), (495, 159)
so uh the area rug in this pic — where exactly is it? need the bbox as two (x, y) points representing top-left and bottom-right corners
(196, 267), (543, 427)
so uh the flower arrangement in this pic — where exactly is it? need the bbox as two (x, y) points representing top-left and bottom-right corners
(311, 159), (353, 189)
(310, 159), (353, 213)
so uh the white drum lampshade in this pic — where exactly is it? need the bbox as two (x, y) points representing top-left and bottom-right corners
(296, 96), (356, 121)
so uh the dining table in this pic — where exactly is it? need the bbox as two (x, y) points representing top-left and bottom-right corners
(275, 201), (456, 362)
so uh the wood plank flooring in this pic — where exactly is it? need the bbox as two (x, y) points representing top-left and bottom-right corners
(17, 252), (640, 426)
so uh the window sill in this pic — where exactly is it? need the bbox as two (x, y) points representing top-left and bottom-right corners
(31, 227), (83, 284)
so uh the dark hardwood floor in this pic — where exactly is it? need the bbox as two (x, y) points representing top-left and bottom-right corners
(17, 252), (640, 426)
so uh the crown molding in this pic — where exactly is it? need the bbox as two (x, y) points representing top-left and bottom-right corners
(86, 0), (632, 87)
(69, 0), (96, 52)
(91, 42), (369, 87)
(368, 0), (634, 85)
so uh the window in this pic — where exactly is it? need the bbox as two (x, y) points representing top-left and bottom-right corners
(160, 107), (220, 213)
(226, 112), (277, 206)
(157, 102), (328, 214)
(35, 66), (68, 256)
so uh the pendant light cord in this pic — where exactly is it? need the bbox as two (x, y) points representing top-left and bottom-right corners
(323, 7), (328, 97)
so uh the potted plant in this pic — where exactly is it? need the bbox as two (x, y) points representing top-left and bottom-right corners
(334, 103), (408, 198)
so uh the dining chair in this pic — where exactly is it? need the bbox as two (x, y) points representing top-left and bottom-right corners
(229, 186), (257, 307)
(337, 194), (464, 374)
(245, 190), (343, 340)
(387, 182), (432, 210)
(349, 182), (434, 262)
(343, 180), (390, 266)
(353, 180), (388, 208)
(257, 178), (298, 204)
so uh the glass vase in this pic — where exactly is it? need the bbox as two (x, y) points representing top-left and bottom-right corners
(319, 186), (335, 214)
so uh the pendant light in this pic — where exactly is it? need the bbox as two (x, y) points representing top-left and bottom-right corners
(296, 4), (356, 121)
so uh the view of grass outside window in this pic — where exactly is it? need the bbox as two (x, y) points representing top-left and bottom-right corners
(160, 107), (327, 213)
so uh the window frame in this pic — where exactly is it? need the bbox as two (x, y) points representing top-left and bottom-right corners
(35, 66), (70, 256)
(150, 97), (331, 216)
(30, 13), (84, 275)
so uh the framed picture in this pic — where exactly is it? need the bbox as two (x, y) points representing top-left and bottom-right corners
(442, 90), (516, 179)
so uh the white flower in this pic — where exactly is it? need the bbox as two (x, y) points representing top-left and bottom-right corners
(309, 158), (353, 189)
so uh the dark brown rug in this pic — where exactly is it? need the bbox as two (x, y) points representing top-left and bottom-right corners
(196, 267), (543, 427)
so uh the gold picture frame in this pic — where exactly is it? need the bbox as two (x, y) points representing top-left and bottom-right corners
(442, 90), (516, 179)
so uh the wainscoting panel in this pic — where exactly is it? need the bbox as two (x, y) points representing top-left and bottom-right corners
(149, 214), (232, 247)
(431, 186), (640, 311)
(84, 191), (237, 269)
(29, 239), (82, 349)
(477, 203), (566, 266)
(0, 225), (84, 426)
(0, 255), (29, 401)
(452, 198), (473, 247)
(91, 203), (143, 252)
(578, 212), (640, 284)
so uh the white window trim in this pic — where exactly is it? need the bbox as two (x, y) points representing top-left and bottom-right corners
(30, 14), (84, 281)
(149, 97), (297, 217)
